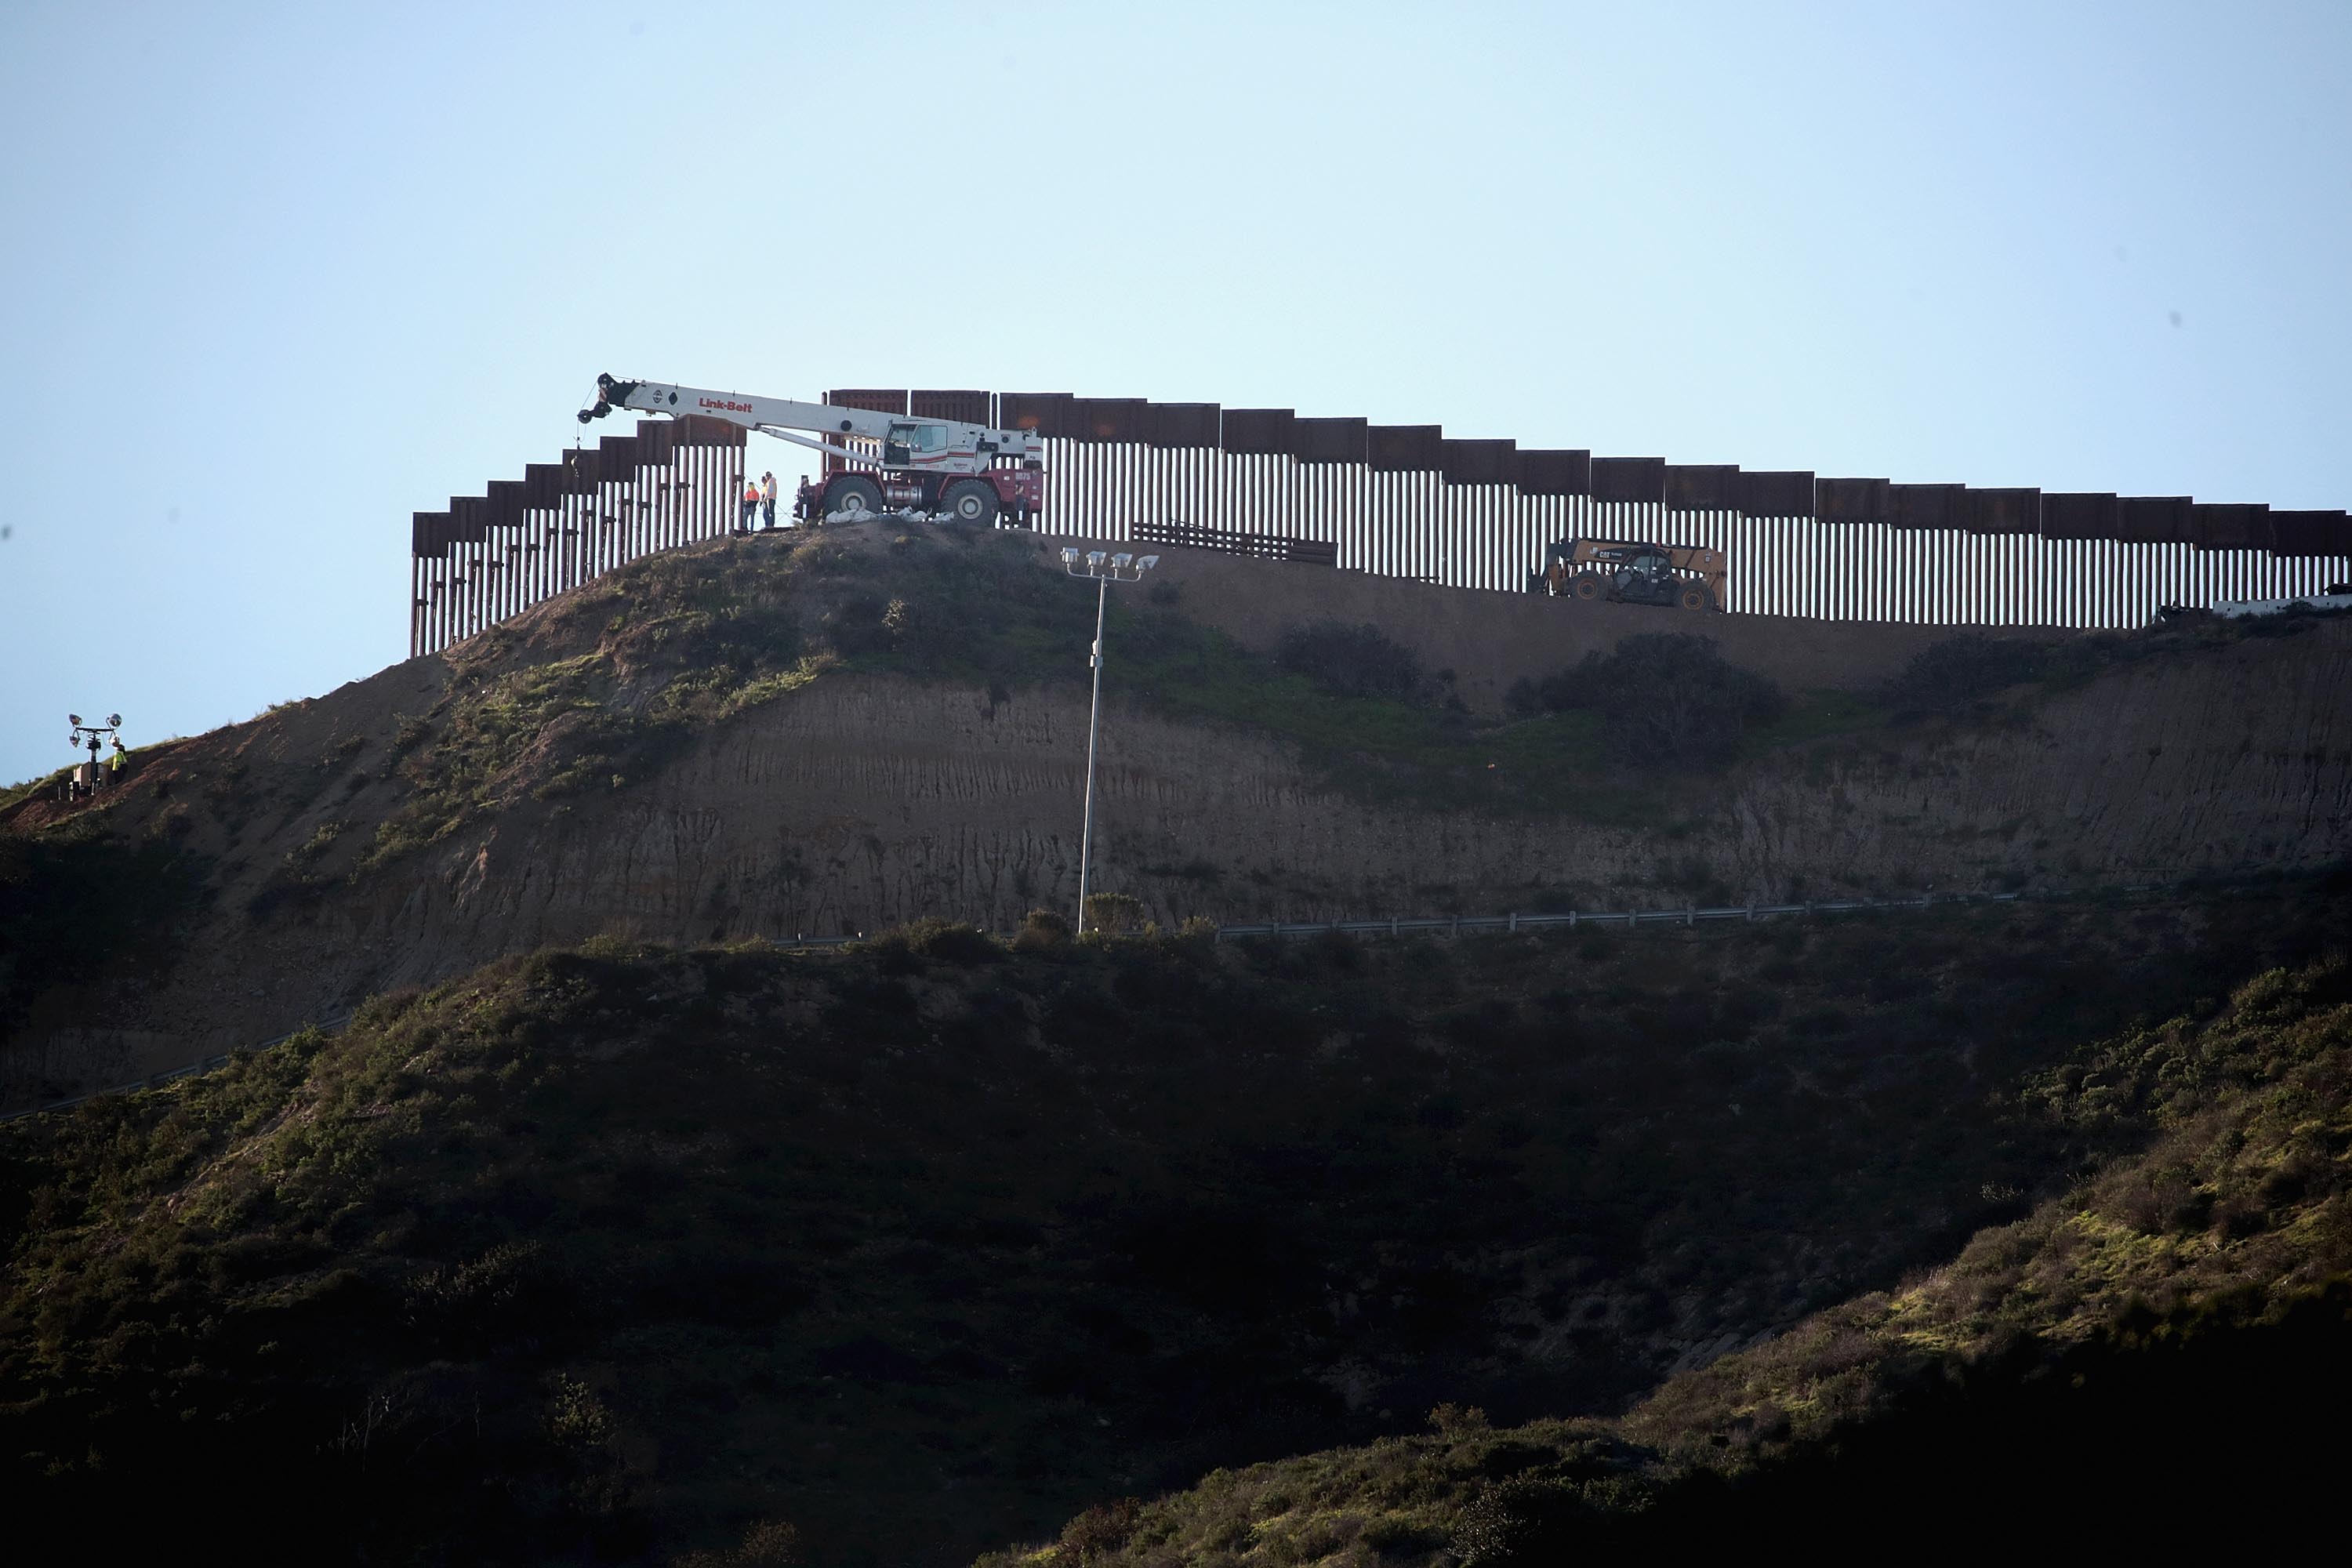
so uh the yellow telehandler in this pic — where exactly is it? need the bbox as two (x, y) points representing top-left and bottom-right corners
(1539, 537), (1726, 612)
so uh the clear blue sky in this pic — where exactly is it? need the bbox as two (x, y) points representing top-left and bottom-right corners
(3, 2), (2347, 784)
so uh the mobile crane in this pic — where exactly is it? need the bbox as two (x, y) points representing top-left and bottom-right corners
(578, 373), (1046, 528)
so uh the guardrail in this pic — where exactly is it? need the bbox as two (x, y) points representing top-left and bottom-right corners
(0, 884), (2179, 1124)
(0, 1013), (353, 1125)
(1208, 890), (2032, 939)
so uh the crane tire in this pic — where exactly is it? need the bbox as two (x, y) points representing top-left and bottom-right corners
(825, 476), (883, 521)
(1570, 572), (1605, 601)
(1679, 583), (1715, 612)
(942, 479), (1000, 528)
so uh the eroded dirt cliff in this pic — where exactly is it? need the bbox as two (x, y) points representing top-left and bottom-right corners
(5, 527), (2347, 1104)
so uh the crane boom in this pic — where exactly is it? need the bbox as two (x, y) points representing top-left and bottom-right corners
(580, 373), (1040, 470)
(577, 372), (1047, 529)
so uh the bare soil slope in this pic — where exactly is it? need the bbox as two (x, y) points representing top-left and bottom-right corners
(5, 524), (2347, 1105)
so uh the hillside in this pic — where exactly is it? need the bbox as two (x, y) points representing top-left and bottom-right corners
(6, 521), (2350, 1109)
(1, 883), (2344, 1564)
(996, 930), (2352, 1563)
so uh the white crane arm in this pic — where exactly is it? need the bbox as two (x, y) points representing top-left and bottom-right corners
(581, 376), (901, 441)
(576, 373), (1042, 471)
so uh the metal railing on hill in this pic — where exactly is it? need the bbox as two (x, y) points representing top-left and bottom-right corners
(1, 1014), (352, 1125)
(1132, 517), (1340, 566)
(1, 885), (2178, 1124)
(1207, 890), (2031, 938)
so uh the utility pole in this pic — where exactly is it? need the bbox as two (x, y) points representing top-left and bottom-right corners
(1060, 549), (1158, 934)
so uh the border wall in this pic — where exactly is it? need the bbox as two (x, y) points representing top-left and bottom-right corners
(408, 391), (2352, 657)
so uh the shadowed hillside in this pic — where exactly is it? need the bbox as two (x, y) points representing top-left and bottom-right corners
(6, 882), (2348, 1565)
(999, 924), (2352, 1563)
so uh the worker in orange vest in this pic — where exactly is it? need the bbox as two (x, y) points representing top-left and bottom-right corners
(739, 478), (760, 532)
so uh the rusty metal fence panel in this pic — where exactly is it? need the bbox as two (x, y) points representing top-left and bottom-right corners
(411, 416), (746, 656)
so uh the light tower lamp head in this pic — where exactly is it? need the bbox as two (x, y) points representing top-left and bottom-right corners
(1086, 550), (1108, 568)
(1137, 556), (1160, 572)
(1110, 554), (1134, 571)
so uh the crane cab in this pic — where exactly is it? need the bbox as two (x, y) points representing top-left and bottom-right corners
(883, 422), (959, 468)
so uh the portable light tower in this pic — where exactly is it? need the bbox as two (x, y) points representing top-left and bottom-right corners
(1059, 550), (1159, 934)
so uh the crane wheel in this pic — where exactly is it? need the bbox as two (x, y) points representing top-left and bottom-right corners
(942, 479), (1000, 528)
(825, 476), (883, 521)
(1570, 572), (1605, 601)
(1679, 583), (1715, 612)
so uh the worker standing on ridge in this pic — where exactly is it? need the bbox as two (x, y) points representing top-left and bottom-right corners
(108, 737), (126, 785)
(739, 477), (760, 532)
(761, 471), (778, 530)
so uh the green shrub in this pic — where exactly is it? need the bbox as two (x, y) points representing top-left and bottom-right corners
(1012, 907), (1073, 953)
(1519, 633), (1787, 768)
(1083, 893), (1145, 935)
(1058, 1497), (1143, 1561)
(848, 917), (1004, 967)
(674, 1519), (804, 1566)
(1450, 1479), (1588, 1565)
(1428, 1402), (1491, 1435)
(1882, 633), (2052, 716)
(823, 593), (894, 656)
(1276, 620), (1425, 700)
(286, 819), (346, 868)
(1360, 1514), (1441, 1551)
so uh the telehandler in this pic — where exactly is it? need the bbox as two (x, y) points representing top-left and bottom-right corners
(1540, 537), (1726, 612)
